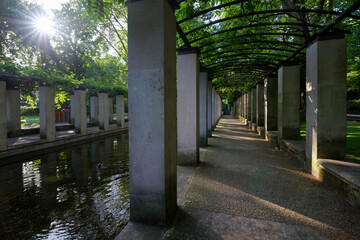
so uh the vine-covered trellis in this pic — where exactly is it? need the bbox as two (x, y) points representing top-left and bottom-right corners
(173, 0), (360, 100)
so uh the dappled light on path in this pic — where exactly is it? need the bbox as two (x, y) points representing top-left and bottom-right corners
(178, 117), (360, 239)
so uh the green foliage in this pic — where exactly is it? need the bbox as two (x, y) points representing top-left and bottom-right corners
(175, 0), (360, 102)
(347, 27), (360, 100)
(346, 123), (360, 164)
(347, 99), (360, 114)
(1, 0), (128, 107)
(301, 122), (360, 164)
(20, 106), (39, 116)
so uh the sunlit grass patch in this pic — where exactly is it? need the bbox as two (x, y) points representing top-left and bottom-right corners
(300, 122), (360, 164)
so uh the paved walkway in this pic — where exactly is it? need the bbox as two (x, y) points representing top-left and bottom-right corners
(119, 116), (360, 240)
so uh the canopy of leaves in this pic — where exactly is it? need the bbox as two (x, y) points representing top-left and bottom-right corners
(175, 0), (360, 102)
(0, 0), (128, 108)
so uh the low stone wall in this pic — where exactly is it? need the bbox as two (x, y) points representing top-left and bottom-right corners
(8, 119), (128, 137)
(282, 139), (306, 165)
(0, 127), (128, 166)
(265, 131), (278, 146)
(316, 159), (360, 208)
(279, 138), (360, 208)
(257, 126), (265, 137)
(251, 123), (257, 132)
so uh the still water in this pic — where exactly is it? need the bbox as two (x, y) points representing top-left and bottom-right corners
(0, 134), (129, 240)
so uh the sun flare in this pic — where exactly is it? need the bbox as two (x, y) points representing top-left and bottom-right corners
(33, 15), (55, 35)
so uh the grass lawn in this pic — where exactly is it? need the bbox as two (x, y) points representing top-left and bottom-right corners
(21, 115), (40, 125)
(300, 122), (360, 163)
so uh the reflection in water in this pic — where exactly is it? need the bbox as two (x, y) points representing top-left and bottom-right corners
(0, 134), (129, 240)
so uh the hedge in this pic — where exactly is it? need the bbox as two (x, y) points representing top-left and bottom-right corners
(21, 106), (39, 116)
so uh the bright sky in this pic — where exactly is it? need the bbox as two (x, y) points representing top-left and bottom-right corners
(34, 0), (69, 10)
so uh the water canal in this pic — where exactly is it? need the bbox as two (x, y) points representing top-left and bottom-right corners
(0, 134), (129, 240)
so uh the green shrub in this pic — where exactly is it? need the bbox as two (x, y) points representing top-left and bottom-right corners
(347, 100), (360, 114)
(21, 106), (39, 116)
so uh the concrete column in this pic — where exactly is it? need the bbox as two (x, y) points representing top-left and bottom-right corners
(6, 88), (21, 132)
(240, 95), (243, 119)
(90, 95), (99, 124)
(199, 71), (208, 147)
(251, 88), (256, 124)
(278, 63), (300, 145)
(98, 92), (109, 131)
(0, 81), (7, 150)
(264, 76), (278, 135)
(240, 95), (243, 120)
(256, 84), (265, 126)
(212, 87), (216, 130)
(39, 85), (55, 141)
(243, 93), (246, 121)
(306, 34), (347, 173)
(108, 97), (113, 123)
(69, 93), (75, 124)
(247, 92), (251, 122)
(70, 93), (75, 124)
(116, 94), (125, 127)
(177, 48), (199, 166)
(235, 98), (238, 117)
(215, 92), (218, 122)
(128, 0), (177, 227)
(207, 81), (212, 137)
(74, 88), (87, 135)
(218, 94), (221, 121)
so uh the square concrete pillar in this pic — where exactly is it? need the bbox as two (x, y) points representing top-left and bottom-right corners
(278, 64), (300, 145)
(257, 84), (265, 126)
(0, 81), (7, 150)
(108, 97), (113, 123)
(98, 92), (109, 131)
(70, 93), (75, 124)
(240, 95), (243, 119)
(116, 94), (125, 127)
(306, 34), (347, 173)
(247, 92), (251, 121)
(177, 48), (199, 166)
(212, 87), (216, 130)
(236, 98), (239, 118)
(74, 89), (87, 135)
(264, 76), (278, 134)
(243, 94), (246, 121)
(215, 93), (218, 122)
(251, 88), (256, 124)
(245, 93), (248, 121)
(39, 85), (55, 141)
(6, 89), (21, 132)
(199, 71), (208, 147)
(90, 95), (99, 124)
(128, 0), (177, 227)
(215, 92), (219, 122)
(207, 81), (212, 137)
(217, 94), (222, 121)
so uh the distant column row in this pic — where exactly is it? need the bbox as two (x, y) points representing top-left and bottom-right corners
(0, 85), (126, 150)
(177, 49), (222, 166)
(233, 33), (346, 176)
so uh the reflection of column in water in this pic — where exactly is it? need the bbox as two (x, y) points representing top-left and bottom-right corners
(40, 152), (58, 207)
(91, 142), (102, 181)
(91, 142), (101, 164)
(71, 145), (89, 187)
(0, 162), (23, 206)
(98, 139), (111, 176)
(116, 134), (127, 156)
(104, 137), (114, 156)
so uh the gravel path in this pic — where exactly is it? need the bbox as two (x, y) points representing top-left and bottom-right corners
(175, 116), (360, 239)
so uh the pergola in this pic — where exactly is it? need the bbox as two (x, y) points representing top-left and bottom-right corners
(126, 0), (360, 229)
(174, 0), (360, 92)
